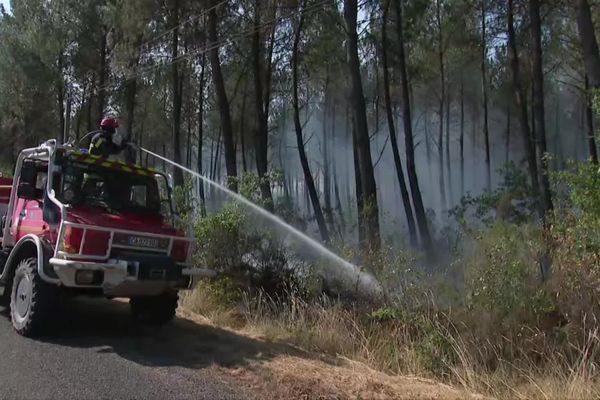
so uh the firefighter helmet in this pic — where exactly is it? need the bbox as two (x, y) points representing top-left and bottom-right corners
(100, 117), (119, 130)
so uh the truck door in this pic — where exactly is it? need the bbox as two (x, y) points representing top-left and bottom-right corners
(12, 166), (48, 241)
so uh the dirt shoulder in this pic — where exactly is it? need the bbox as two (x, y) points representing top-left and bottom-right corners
(178, 309), (482, 400)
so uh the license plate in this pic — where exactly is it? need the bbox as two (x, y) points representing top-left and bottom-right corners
(128, 236), (158, 248)
(113, 233), (169, 250)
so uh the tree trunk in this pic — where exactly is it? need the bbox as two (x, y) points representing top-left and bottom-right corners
(436, 0), (447, 211)
(344, 0), (380, 250)
(208, 0), (238, 191)
(124, 77), (138, 164)
(86, 77), (94, 132)
(170, 0), (184, 187)
(323, 80), (333, 228)
(460, 81), (465, 196)
(97, 31), (108, 124)
(240, 83), (248, 172)
(530, 0), (553, 216)
(585, 75), (599, 164)
(445, 89), (453, 205)
(576, 0), (600, 88)
(353, 127), (365, 245)
(253, 0), (274, 207)
(506, 104), (511, 164)
(382, 1), (417, 246)
(292, 0), (329, 242)
(394, 0), (432, 253)
(57, 81), (65, 143)
(507, 0), (540, 202)
(75, 80), (86, 140)
(481, 0), (491, 191)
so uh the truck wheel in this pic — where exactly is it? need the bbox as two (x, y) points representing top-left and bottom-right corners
(130, 292), (178, 325)
(10, 257), (55, 337)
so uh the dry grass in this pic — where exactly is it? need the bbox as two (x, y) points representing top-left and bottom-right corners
(181, 288), (600, 400)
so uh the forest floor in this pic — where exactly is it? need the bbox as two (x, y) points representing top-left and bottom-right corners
(177, 308), (484, 400)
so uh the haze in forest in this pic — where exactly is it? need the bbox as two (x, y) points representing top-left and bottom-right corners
(0, 0), (596, 255)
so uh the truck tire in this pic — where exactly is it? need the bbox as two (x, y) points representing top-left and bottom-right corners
(10, 257), (55, 337)
(130, 292), (178, 325)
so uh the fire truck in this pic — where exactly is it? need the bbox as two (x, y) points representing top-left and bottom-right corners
(0, 139), (212, 337)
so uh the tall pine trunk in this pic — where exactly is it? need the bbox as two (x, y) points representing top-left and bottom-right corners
(394, 0), (433, 253)
(460, 81), (465, 196)
(170, 0), (184, 188)
(322, 79), (333, 228)
(530, 0), (553, 216)
(481, 0), (491, 191)
(253, 0), (274, 207)
(208, 1), (238, 190)
(585, 75), (599, 164)
(445, 89), (453, 205)
(97, 31), (108, 124)
(382, 1), (417, 246)
(292, 0), (329, 242)
(576, 0), (600, 88)
(197, 52), (207, 217)
(507, 0), (540, 202)
(344, 0), (380, 250)
(436, 0), (447, 211)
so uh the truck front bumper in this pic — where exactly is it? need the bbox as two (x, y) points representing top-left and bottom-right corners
(49, 258), (216, 297)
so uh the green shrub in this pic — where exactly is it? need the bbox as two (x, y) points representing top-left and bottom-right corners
(451, 162), (536, 229)
(463, 223), (552, 330)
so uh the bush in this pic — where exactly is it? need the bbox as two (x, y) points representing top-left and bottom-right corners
(451, 162), (536, 229)
(193, 172), (310, 299)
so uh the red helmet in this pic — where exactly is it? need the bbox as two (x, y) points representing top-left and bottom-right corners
(100, 117), (119, 130)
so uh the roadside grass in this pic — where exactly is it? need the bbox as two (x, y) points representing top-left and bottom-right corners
(181, 282), (600, 399)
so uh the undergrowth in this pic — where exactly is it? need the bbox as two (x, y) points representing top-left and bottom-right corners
(180, 161), (600, 399)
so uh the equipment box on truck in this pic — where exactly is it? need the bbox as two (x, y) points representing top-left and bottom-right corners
(0, 139), (212, 337)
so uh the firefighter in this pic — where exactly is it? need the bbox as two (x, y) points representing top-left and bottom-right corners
(89, 117), (127, 158)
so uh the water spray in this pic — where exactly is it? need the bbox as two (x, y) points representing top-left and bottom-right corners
(136, 146), (382, 298)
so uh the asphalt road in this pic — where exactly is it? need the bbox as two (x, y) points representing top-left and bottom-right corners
(0, 298), (264, 400)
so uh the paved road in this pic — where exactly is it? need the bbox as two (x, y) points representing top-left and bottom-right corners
(0, 298), (263, 399)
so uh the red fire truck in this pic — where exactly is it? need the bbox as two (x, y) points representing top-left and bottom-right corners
(0, 139), (212, 337)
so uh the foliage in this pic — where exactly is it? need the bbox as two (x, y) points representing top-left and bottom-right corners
(451, 162), (537, 229)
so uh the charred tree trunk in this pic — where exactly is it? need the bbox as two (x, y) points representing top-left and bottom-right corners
(382, 1), (417, 246)
(481, 0), (491, 191)
(353, 127), (365, 245)
(506, 105), (511, 164)
(576, 0), (600, 88)
(292, 0), (329, 242)
(344, 0), (380, 250)
(530, 0), (553, 216)
(208, 0), (238, 191)
(585, 75), (599, 164)
(436, 0), (447, 211)
(394, 0), (433, 253)
(253, 0), (274, 207)
(507, 0), (540, 202)
(460, 81), (465, 196)
(240, 83), (248, 172)
(445, 89), (453, 205)
(322, 79), (333, 228)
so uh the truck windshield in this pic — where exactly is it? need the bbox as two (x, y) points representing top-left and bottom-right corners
(57, 159), (162, 215)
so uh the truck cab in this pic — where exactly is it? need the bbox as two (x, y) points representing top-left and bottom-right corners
(0, 140), (212, 337)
